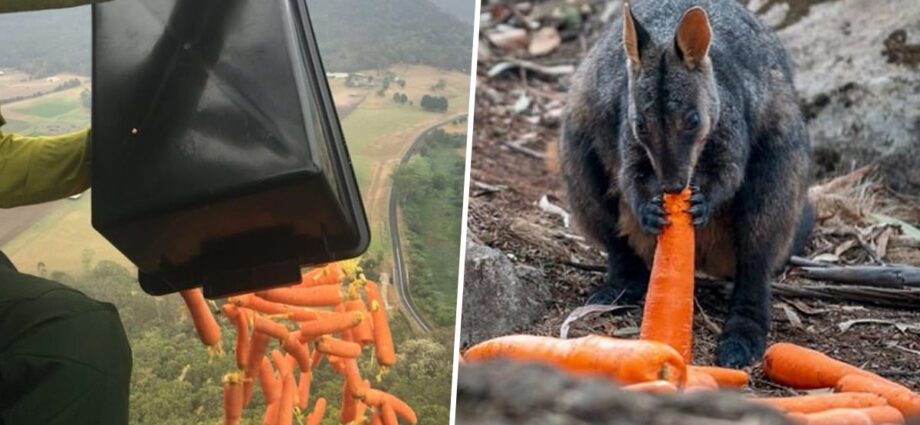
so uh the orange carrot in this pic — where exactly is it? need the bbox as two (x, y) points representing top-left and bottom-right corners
(298, 313), (363, 340)
(355, 402), (368, 424)
(180, 288), (222, 350)
(686, 368), (719, 392)
(254, 315), (290, 340)
(343, 358), (365, 398)
(836, 374), (920, 418)
(381, 401), (398, 425)
(311, 350), (323, 369)
(298, 369), (311, 410)
(859, 406), (905, 424)
(384, 393), (417, 425)
(328, 355), (346, 375)
(341, 382), (358, 423)
(363, 388), (386, 408)
(312, 263), (345, 286)
(689, 366), (749, 389)
(317, 336), (363, 359)
(233, 294), (329, 321)
(623, 380), (678, 394)
(796, 408), (873, 425)
(346, 299), (375, 346)
(259, 356), (281, 403)
(464, 334), (688, 386)
(262, 402), (280, 425)
(371, 412), (383, 425)
(277, 372), (296, 425)
(336, 303), (356, 342)
(366, 282), (396, 367)
(223, 372), (244, 425)
(283, 333), (312, 372)
(639, 189), (695, 362)
(272, 349), (292, 377)
(223, 304), (251, 370)
(763, 343), (869, 389)
(754, 393), (888, 414)
(306, 398), (327, 425)
(257, 286), (344, 307)
(244, 332), (273, 407)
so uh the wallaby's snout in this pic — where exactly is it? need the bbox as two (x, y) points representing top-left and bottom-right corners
(662, 180), (686, 194)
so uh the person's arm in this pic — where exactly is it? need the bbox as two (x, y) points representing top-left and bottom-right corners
(0, 0), (112, 14)
(0, 128), (92, 208)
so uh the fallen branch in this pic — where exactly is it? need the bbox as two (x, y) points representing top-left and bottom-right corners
(799, 265), (920, 288)
(505, 140), (545, 159)
(789, 256), (831, 268)
(486, 59), (576, 79)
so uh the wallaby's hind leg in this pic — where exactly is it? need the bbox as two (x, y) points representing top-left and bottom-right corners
(716, 144), (810, 368)
(587, 235), (651, 305)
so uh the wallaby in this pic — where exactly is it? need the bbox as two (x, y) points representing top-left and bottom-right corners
(559, 0), (814, 368)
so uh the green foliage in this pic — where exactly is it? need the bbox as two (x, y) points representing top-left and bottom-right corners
(392, 128), (465, 328)
(419, 95), (448, 112)
(392, 92), (409, 104)
(307, 0), (473, 72)
(0, 7), (90, 77)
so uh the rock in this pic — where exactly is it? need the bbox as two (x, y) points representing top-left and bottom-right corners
(486, 26), (529, 50)
(457, 361), (794, 425)
(528, 26), (562, 57)
(767, 0), (920, 194)
(461, 238), (550, 346)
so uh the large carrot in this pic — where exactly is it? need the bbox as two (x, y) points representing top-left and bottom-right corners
(464, 334), (688, 386)
(622, 381), (678, 394)
(336, 303), (355, 342)
(298, 312), (363, 340)
(255, 315), (290, 340)
(277, 373), (296, 425)
(282, 333), (312, 372)
(306, 263), (345, 287)
(381, 402), (398, 425)
(346, 299), (375, 346)
(371, 413), (383, 425)
(754, 393), (888, 414)
(259, 356), (281, 403)
(298, 369), (311, 410)
(262, 403), (280, 425)
(859, 406), (905, 424)
(245, 331), (273, 406)
(306, 398), (327, 425)
(836, 374), (920, 418)
(180, 288), (222, 352)
(223, 304), (251, 370)
(384, 393), (417, 425)
(355, 402), (368, 424)
(689, 366), (749, 389)
(341, 382), (358, 423)
(272, 349), (292, 377)
(257, 286), (344, 307)
(686, 368), (719, 392)
(366, 282), (396, 367)
(223, 372), (244, 425)
(639, 189), (695, 362)
(792, 408), (873, 425)
(317, 336), (363, 359)
(233, 295), (328, 321)
(343, 358), (365, 398)
(763, 343), (869, 389)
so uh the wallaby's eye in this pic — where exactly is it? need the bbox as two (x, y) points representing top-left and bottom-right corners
(684, 111), (700, 132)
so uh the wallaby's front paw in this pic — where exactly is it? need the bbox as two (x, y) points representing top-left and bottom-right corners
(689, 185), (711, 227)
(639, 194), (668, 235)
(715, 317), (767, 368)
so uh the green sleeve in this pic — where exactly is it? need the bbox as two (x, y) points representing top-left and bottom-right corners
(0, 128), (92, 208)
(0, 0), (112, 13)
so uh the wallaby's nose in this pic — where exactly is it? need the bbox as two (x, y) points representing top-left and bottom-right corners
(662, 182), (686, 194)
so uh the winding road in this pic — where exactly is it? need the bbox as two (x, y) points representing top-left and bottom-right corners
(388, 114), (467, 334)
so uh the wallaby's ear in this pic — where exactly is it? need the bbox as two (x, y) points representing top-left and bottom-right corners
(675, 6), (712, 70)
(623, 3), (649, 69)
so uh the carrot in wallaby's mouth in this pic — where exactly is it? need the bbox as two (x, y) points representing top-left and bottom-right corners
(639, 189), (696, 362)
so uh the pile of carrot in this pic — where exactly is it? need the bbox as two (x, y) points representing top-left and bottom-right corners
(462, 189), (920, 425)
(179, 261), (417, 425)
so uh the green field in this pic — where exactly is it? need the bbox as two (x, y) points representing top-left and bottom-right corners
(2, 86), (89, 136)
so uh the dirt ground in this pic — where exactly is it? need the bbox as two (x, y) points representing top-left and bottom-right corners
(467, 0), (920, 397)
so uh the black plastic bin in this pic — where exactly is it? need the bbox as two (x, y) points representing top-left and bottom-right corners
(91, 0), (369, 297)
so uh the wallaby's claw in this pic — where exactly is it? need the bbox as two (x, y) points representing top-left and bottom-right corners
(689, 185), (711, 227)
(639, 194), (668, 235)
